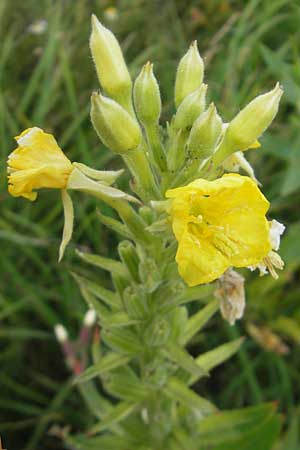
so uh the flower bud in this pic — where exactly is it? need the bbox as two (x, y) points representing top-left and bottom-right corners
(118, 240), (140, 283)
(186, 103), (222, 160)
(123, 286), (147, 320)
(224, 83), (283, 152)
(143, 318), (171, 347)
(173, 84), (207, 130)
(90, 15), (133, 112)
(167, 129), (189, 172)
(134, 62), (161, 125)
(91, 92), (141, 153)
(139, 205), (155, 225)
(174, 41), (204, 108)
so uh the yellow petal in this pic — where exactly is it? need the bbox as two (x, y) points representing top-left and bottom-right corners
(166, 174), (272, 286)
(7, 127), (73, 200)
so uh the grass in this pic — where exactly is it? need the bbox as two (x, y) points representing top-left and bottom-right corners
(0, 0), (300, 448)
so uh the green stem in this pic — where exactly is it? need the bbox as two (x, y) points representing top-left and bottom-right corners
(122, 142), (162, 201)
(145, 122), (167, 173)
(114, 200), (153, 245)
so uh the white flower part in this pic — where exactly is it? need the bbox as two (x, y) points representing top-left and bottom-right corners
(248, 262), (268, 276)
(215, 269), (245, 325)
(54, 324), (68, 343)
(28, 19), (48, 35)
(269, 219), (285, 251)
(83, 309), (97, 327)
(16, 127), (42, 147)
(223, 151), (259, 183)
(248, 220), (285, 278)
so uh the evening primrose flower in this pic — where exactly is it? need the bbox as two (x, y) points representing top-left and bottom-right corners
(7, 127), (73, 201)
(7, 127), (136, 260)
(166, 174), (272, 286)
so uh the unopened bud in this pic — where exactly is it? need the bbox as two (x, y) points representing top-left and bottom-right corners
(167, 129), (189, 172)
(83, 309), (97, 327)
(134, 62), (161, 125)
(144, 318), (170, 347)
(139, 205), (155, 225)
(187, 103), (222, 160)
(90, 15), (133, 112)
(91, 92), (141, 153)
(118, 240), (140, 283)
(174, 41), (204, 108)
(123, 286), (147, 319)
(54, 324), (68, 343)
(224, 83), (283, 152)
(173, 84), (207, 130)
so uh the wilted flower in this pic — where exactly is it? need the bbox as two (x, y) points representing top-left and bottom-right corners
(215, 269), (245, 325)
(166, 174), (272, 286)
(7, 127), (73, 201)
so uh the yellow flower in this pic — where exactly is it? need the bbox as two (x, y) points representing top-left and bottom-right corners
(166, 174), (272, 286)
(7, 127), (73, 201)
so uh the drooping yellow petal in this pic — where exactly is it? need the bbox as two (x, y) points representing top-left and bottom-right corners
(166, 174), (272, 286)
(7, 127), (73, 200)
(59, 189), (74, 262)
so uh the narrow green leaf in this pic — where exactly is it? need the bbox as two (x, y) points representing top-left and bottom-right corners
(105, 372), (149, 402)
(164, 377), (216, 416)
(197, 403), (277, 446)
(214, 414), (281, 450)
(78, 286), (110, 321)
(71, 272), (120, 309)
(88, 401), (138, 434)
(96, 209), (133, 239)
(181, 300), (219, 345)
(164, 343), (207, 377)
(76, 250), (128, 277)
(103, 312), (140, 328)
(189, 338), (244, 384)
(74, 353), (131, 384)
(64, 433), (132, 450)
(77, 381), (113, 420)
(102, 328), (144, 355)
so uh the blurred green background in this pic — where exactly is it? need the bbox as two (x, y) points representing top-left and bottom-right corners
(0, 0), (300, 448)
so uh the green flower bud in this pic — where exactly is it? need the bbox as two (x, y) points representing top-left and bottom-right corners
(167, 129), (189, 172)
(139, 205), (155, 225)
(91, 92), (141, 154)
(139, 258), (161, 293)
(144, 318), (171, 347)
(223, 83), (283, 154)
(134, 62), (161, 125)
(118, 240), (140, 283)
(90, 15), (133, 113)
(112, 272), (130, 299)
(173, 84), (207, 130)
(123, 286), (148, 320)
(174, 41), (204, 108)
(187, 103), (222, 160)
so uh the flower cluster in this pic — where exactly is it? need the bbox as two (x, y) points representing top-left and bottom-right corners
(7, 15), (285, 313)
(7, 14), (286, 446)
